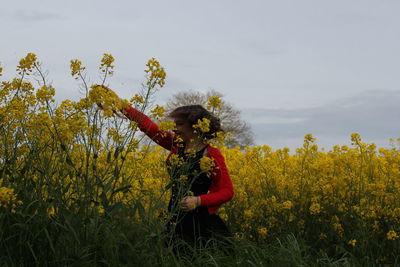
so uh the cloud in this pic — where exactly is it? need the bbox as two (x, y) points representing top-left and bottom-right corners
(242, 90), (400, 149)
(14, 9), (64, 22)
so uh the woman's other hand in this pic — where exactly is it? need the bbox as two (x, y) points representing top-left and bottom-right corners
(180, 196), (201, 211)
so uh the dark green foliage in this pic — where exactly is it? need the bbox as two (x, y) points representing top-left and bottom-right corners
(1, 209), (398, 266)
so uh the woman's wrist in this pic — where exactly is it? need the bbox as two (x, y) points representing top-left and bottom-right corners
(197, 196), (201, 207)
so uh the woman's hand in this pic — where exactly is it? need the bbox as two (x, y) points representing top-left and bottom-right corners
(95, 85), (110, 109)
(95, 85), (125, 118)
(98, 84), (111, 92)
(180, 196), (201, 211)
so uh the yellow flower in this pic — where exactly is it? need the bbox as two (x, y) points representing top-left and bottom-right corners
(387, 230), (399, 240)
(303, 133), (316, 148)
(145, 58), (166, 88)
(99, 53), (115, 75)
(17, 53), (37, 74)
(208, 131), (229, 148)
(244, 209), (253, 219)
(348, 239), (357, 247)
(372, 221), (380, 232)
(193, 118), (210, 133)
(47, 206), (56, 218)
(0, 187), (17, 207)
(158, 120), (176, 132)
(309, 202), (321, 215)
(199, 156), (215, 177)
(74, 97), (92, 110)
(168, 154), (183, 167)
(304, 133), (316, 142)
(150, 104), (166, 119)
(130, 94), (144, 105)
(97, 205), (105, 215)
(179, 175), (188, 181)
(89, 85), (128, 117)
(36, 85), (56, 104)
(332, 222), (344, 238)
(351, 133), (361, 145)
(70, 59), (85, 79)
(258, 227), (268, 239)
(107, 128), (124, 143)
(0, 186), (22, 213)
(207, 96), (222, 110)
(220, 212), (228, 221)
(282, 200), (293, 210)
(319, 233), (327, 240)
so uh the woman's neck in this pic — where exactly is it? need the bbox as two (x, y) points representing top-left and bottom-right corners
(184, 138), (207, 153)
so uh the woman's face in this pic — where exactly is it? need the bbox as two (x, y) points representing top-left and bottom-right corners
(173, 117), (195, 143)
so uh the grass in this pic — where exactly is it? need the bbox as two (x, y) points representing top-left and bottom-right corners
(1, 209), (397, 267)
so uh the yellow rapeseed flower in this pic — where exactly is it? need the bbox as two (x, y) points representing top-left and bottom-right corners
(168, 154), (183, 167)
(282, 200), (293, 210)
(130, 94), (144, 105)
(207, 96), (222, 110)
(158, 120), (176, 132)
(319, 233), (327, 240)
(372, 220), (380, 232)
(0, 187), (22, 213)
(304, 133), (316, 143)
(145, 58), (166, 88)
(100, 53), (115, 75)
(351, 133), (361, 146)
(332, 222), (344, 238)
(47, 206), (56, 218)
(193, 118), (210, 133)
(150, 104), (166, 119)
(348, 239), (357, 247)
(17, 53), (37, 74)
(0, 187), (17, 207)
(107, 128), (124, 143)
(309, 202), (321, 215)
(200, 156), (215, 177)
(244, 209), (253, 219)
(70, 59), (85, 79)
(303, 133), (316, 149)
(36, 85), (56, 104)
(387, 230), (399, 240)
(258, 227), (268, 239)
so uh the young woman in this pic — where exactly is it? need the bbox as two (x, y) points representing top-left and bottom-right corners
(100, 88), (234, 249)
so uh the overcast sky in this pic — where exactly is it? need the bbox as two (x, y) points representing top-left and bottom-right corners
(1, 0), (399, 150)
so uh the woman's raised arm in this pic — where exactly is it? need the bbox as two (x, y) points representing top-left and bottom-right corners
(96, 85), (177, 151)
(122, 105), (177, 151)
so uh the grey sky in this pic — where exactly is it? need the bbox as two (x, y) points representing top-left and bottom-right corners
(1, 0), (399, 150)
(243, 89), (400, 149)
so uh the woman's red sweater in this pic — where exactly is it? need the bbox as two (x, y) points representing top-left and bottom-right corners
(123, 105), (234, 214)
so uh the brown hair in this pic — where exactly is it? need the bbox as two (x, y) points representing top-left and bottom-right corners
(169, 105), (223, 140)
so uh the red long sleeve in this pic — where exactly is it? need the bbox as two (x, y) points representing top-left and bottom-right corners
(123, 105), (176, 151)
(200, 146), (234, 214)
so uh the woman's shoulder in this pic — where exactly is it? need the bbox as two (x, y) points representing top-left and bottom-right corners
(205, 145), (223, 158)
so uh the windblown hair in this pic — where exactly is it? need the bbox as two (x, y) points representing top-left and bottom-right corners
(169, 105), (223, 140)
